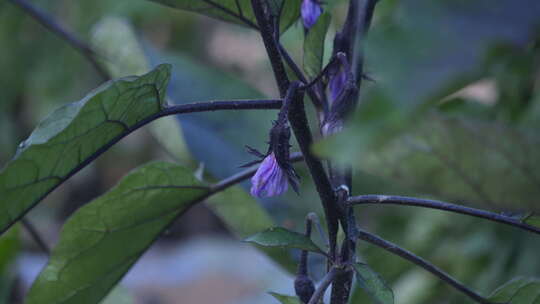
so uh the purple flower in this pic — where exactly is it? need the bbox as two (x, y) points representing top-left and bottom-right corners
(301, 0), (322, 29)
(329, 69), (347, 103)
(250, 152), (289, 198)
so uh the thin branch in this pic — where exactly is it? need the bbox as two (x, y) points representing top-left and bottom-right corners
(298, 214), (314, 276)
(21, 218), (50, 254)
(278, 43), (306, 82)
(357, 229), (497, 304)
(307, 212), (329, 248)
(1, 98), (282, 235)
(160, 98), (281, 116)
(308, 267), (342, 304)
(295, 214), (316, 303)
(9, 0), (110, 80)
(304, 55), (340, 90)
(348, 195), (540, 235)
(278, 43), (324, 110)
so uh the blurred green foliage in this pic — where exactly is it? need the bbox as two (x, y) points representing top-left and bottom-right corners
(0, 0), (539, 303)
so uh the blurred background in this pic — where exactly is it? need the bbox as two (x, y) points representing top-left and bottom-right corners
(0, 0), (539, 303)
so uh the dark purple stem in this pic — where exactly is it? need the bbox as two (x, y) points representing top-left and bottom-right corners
(348, 195), (540, 235)
(357, 229), (498, 304)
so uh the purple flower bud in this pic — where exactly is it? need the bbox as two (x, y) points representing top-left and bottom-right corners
(301, 0), (322, 29)
(329, 69), (347, 103)
(250, 152), (289, 198)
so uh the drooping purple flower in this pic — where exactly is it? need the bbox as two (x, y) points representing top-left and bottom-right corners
(329, 69), (347, 103)
(301, 0), (322, 29)
(250, 152), (289, 198)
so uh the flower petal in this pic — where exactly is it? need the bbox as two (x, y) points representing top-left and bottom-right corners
(250, 153), (289, 198)
(301, 0), (323, 29)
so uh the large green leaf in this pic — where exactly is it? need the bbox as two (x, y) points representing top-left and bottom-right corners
(269, 292), (302, 304)
(303, 12), (331, 78)
(147, 0), (301, 33)
(353, 263), (394, 304)
(489, 277), (540, 303)
(26, 162), (210, 304)
(0, 65), (171, 234)
(244, 227), (326, 256)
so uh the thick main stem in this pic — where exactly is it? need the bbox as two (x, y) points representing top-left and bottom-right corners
(250, 1), (340, 261)
(250, 0), (290, 97)
(286, 82), (340, 262)
(327, 2), (380, 303)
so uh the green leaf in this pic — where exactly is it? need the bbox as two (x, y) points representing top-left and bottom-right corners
(489, 277), (540, 303)
(303, 12), (331, 78)
(0, 65), (171, 235)
(345, 113), (540, 210)
(207, 187), (297, 273)
(0, 225), (19, 275)
(523, 214), (540, 228)
(0, 225), (19, 304)
(91, 17), (191, 162)
(148, 0), (301, 33)
(244, 227), (326, 256)
(100, 286), (134, 304)
(91, 17), (149, 78)
(26, 162), (209, 304)
(91, 17), (297, 274)
(321, 0), (540, 167)
(353, 263), (394, 304)
(269, 292), (302, 304)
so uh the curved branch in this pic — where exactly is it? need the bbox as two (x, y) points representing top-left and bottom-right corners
(308, 267), (341, 304)
(356, 229), (497, 304)
(9, 0), (110, 80)
(348, 195), (540, 235)
(0, 99), (282, 235)
(277, 43), (324, 110)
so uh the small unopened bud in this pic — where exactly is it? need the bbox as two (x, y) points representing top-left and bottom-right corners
(329, 69), (347, 103)
(295, 274), (315, 304)
(301, 0), (322, 29)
